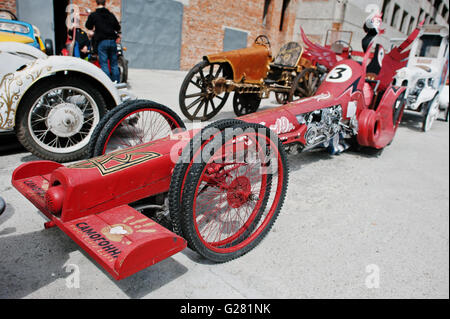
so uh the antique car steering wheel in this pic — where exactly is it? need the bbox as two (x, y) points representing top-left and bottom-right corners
(255, 35), (271, 50)
(331, 40), (353, 56)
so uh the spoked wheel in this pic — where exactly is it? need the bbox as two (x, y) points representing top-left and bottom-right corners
(0, 196), (5, 216)
(169, 121), (289, 262)
(422, 95), (440, 132)
(275, 92), (290, 104)
(288, 68), (321, 102)
(179, 60), (230, 121)
(118, 56), (128, 83)
(444, 105), (450, 122)
(254, 35), (271, 51)
(15, 76), (106, 162)
(89, 99), (186, 157)
(392, 91), (406, 129)
(233, 93), (262, 117)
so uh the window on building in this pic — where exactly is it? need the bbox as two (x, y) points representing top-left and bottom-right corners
(381, 0), (391, 22)
(399, 11), (408, 32)
(408, 17), (415, 34)
(391, 4), (400, 28)
(442, 5), (448, 20)
(263, 0), (272, 26)
(279, 0), (290, 31)
(417, 8), (424, 25)
(415, 34), (442, 58)
(433, 0), (442, 18)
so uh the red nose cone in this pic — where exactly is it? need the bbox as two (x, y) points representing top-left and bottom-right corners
(45, 185), (64, 215)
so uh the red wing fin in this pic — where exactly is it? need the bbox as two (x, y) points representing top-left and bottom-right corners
(300, 27), (339, 69)
(62, 205), (186, 280)
(376, 22), (423, 91)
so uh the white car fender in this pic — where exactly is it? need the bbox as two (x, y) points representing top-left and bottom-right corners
(0, 55), (121, 130)
(415, 86), (437, 107)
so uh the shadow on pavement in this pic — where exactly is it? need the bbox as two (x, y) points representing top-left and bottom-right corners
(0, 226), (75, 299)
(0, 220), (188, 298)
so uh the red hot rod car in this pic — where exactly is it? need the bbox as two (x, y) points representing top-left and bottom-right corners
(11, 23), (421, 280)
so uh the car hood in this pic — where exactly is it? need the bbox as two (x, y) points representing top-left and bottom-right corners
(0, 31), (33, 44)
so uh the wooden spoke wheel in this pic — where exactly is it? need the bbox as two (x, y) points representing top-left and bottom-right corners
(179, 60), (230, 121)
(289, 68), (321, 102)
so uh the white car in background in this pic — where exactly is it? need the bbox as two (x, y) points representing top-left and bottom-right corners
(0, 42), (133, 162)
(394, 25), (449, 131)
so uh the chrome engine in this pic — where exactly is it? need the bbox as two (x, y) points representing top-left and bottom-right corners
(298, 105), (343, 149)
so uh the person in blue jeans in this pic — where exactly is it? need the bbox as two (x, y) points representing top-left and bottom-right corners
(86, 0), (121, 83)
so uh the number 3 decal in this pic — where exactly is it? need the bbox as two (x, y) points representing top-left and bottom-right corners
(326, 64), (353, 83)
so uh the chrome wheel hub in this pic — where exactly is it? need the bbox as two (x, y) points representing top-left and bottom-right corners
(47, 103), (84, 137)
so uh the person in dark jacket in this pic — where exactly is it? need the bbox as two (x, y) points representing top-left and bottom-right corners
(85, 0), (121, 83)
(67, 28), (91, 59)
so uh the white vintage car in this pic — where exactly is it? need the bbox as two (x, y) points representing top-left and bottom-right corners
(0, 42), (132, 162)
(394, 25), (449, 132)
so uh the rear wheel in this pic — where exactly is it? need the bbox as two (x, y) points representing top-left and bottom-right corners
(179, 60), (230, 121)
(275, 92), (290, 104)
(422, 95), (440, 132)
(90, 99), (186, 157)
(289, 68), (321, 102)
(170, 122), (289, 262)
(118, 56), (128, 83)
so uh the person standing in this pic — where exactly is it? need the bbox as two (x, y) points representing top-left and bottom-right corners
(85, 0), (121, 83)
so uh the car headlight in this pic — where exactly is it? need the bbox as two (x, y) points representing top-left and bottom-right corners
(428, 78), (435, 88)
(416, 79), (425, 89)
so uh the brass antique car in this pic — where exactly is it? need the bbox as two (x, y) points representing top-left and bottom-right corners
(179, 35), (325, 121)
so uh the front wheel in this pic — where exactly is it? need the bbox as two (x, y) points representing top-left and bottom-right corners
(0, 196), (5, 216)
(170, 122), (289, 262)
(179, 60), (230, 121)
(15, 76), (106, 163)
(233, 93), (261, 116)
(422, 95), (440, 132)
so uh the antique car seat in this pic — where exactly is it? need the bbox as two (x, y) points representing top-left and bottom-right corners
(272, 42), (303, 67)
(266, 42), (303, 83)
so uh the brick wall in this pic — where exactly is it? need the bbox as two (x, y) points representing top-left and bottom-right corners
(0, 0), (17, 15)
(74, 0), (298, 70)
(180, 0), (298, 70)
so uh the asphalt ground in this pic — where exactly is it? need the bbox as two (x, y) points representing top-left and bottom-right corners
(0, 69), (448, 299)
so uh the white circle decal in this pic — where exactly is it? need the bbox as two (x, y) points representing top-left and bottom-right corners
(325, 64), (353, 83)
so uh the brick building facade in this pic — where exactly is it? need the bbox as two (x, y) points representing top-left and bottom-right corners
(0, 0), (16, 14)
(295, 0), (449, 52)
(1, 0), (297, 70)
(180, 0), (298, 69)
(2, 0), (448, 70)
